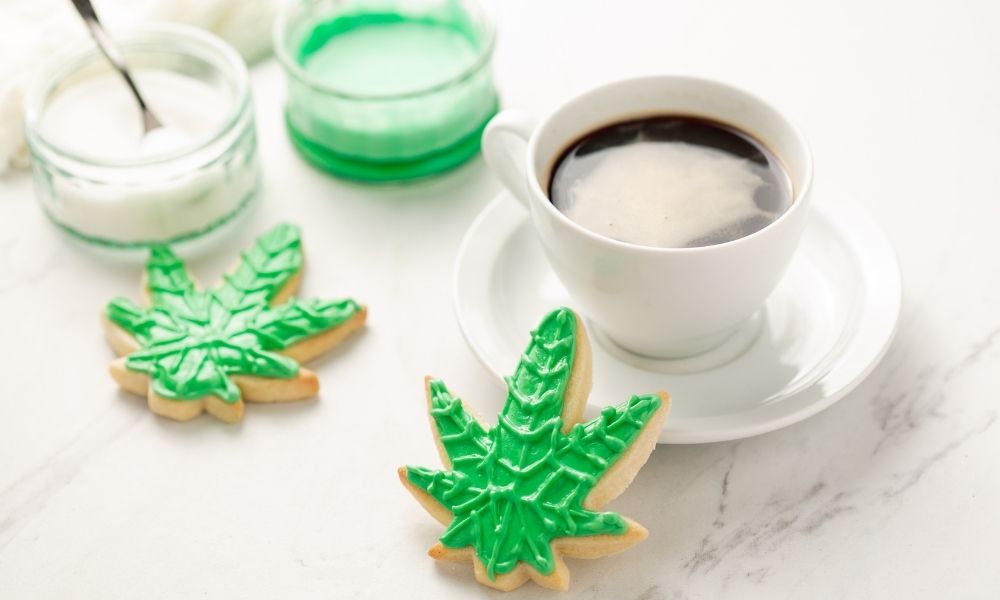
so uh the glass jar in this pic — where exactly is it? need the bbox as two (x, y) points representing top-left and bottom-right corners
(275, 0), (498, 182)
(23, 24), (260, 249)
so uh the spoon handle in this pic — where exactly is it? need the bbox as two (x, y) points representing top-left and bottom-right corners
(69, 0), (162, 132)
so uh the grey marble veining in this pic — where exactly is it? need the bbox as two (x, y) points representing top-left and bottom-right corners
(3, 0), (1000, 597)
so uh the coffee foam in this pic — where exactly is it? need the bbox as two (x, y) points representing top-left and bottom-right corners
(552, 141), (773, 248)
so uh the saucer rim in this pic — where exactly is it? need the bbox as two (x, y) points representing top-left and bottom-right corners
(453, 192), (902, 444)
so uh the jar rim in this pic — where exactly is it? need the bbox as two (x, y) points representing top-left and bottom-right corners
(23, 22), (251, 170)
(272, 0), (496, 101)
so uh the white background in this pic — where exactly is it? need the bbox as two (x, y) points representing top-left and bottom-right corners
(2, 0), (1000, 597)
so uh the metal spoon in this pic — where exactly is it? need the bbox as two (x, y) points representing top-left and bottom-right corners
(69, 0), (163, 134)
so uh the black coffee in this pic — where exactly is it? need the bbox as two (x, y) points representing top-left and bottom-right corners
(548, 116), (792, 248)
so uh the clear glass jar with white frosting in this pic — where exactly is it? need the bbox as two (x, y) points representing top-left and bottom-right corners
(23, 24), (260, 249)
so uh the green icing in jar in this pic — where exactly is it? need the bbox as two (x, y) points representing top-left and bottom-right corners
(297, 12), (481, 97)
(279, 1), (498, 180)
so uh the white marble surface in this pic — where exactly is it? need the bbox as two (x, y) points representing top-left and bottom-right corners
(2, 0), (999, 597)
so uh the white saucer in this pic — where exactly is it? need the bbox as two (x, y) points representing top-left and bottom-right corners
(453, 193), (901, 444)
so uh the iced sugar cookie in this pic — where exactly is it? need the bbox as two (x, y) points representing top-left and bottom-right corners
(399, 307), (669, 591)
(102, 223), (366, 422)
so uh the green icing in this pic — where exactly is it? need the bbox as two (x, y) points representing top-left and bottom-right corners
(406, 307), (662, 580)
(296, 10), (481, 68)
(105, 223), (362, 403)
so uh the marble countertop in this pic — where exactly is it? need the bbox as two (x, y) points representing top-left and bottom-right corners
(2, 0), (999, 597)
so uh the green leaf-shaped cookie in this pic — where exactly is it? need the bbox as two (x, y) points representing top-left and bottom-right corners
(103, 223), (366, 422)
(400, 307), (669, 591)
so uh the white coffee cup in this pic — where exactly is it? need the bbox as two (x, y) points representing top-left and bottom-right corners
(481, 75), (813, 359)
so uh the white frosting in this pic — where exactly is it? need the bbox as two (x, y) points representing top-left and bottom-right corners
(553, 141), (773, 248)
(34, 68), (257, 243)
(0, 0), (278, 173)
(40, 70), (222, 160)
(45, 164), (256, 244)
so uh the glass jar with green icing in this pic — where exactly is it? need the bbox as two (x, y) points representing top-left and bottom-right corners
(274, 0), (499, 182)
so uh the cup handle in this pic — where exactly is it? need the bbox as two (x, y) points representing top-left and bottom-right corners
(482, 110), (537, 208)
